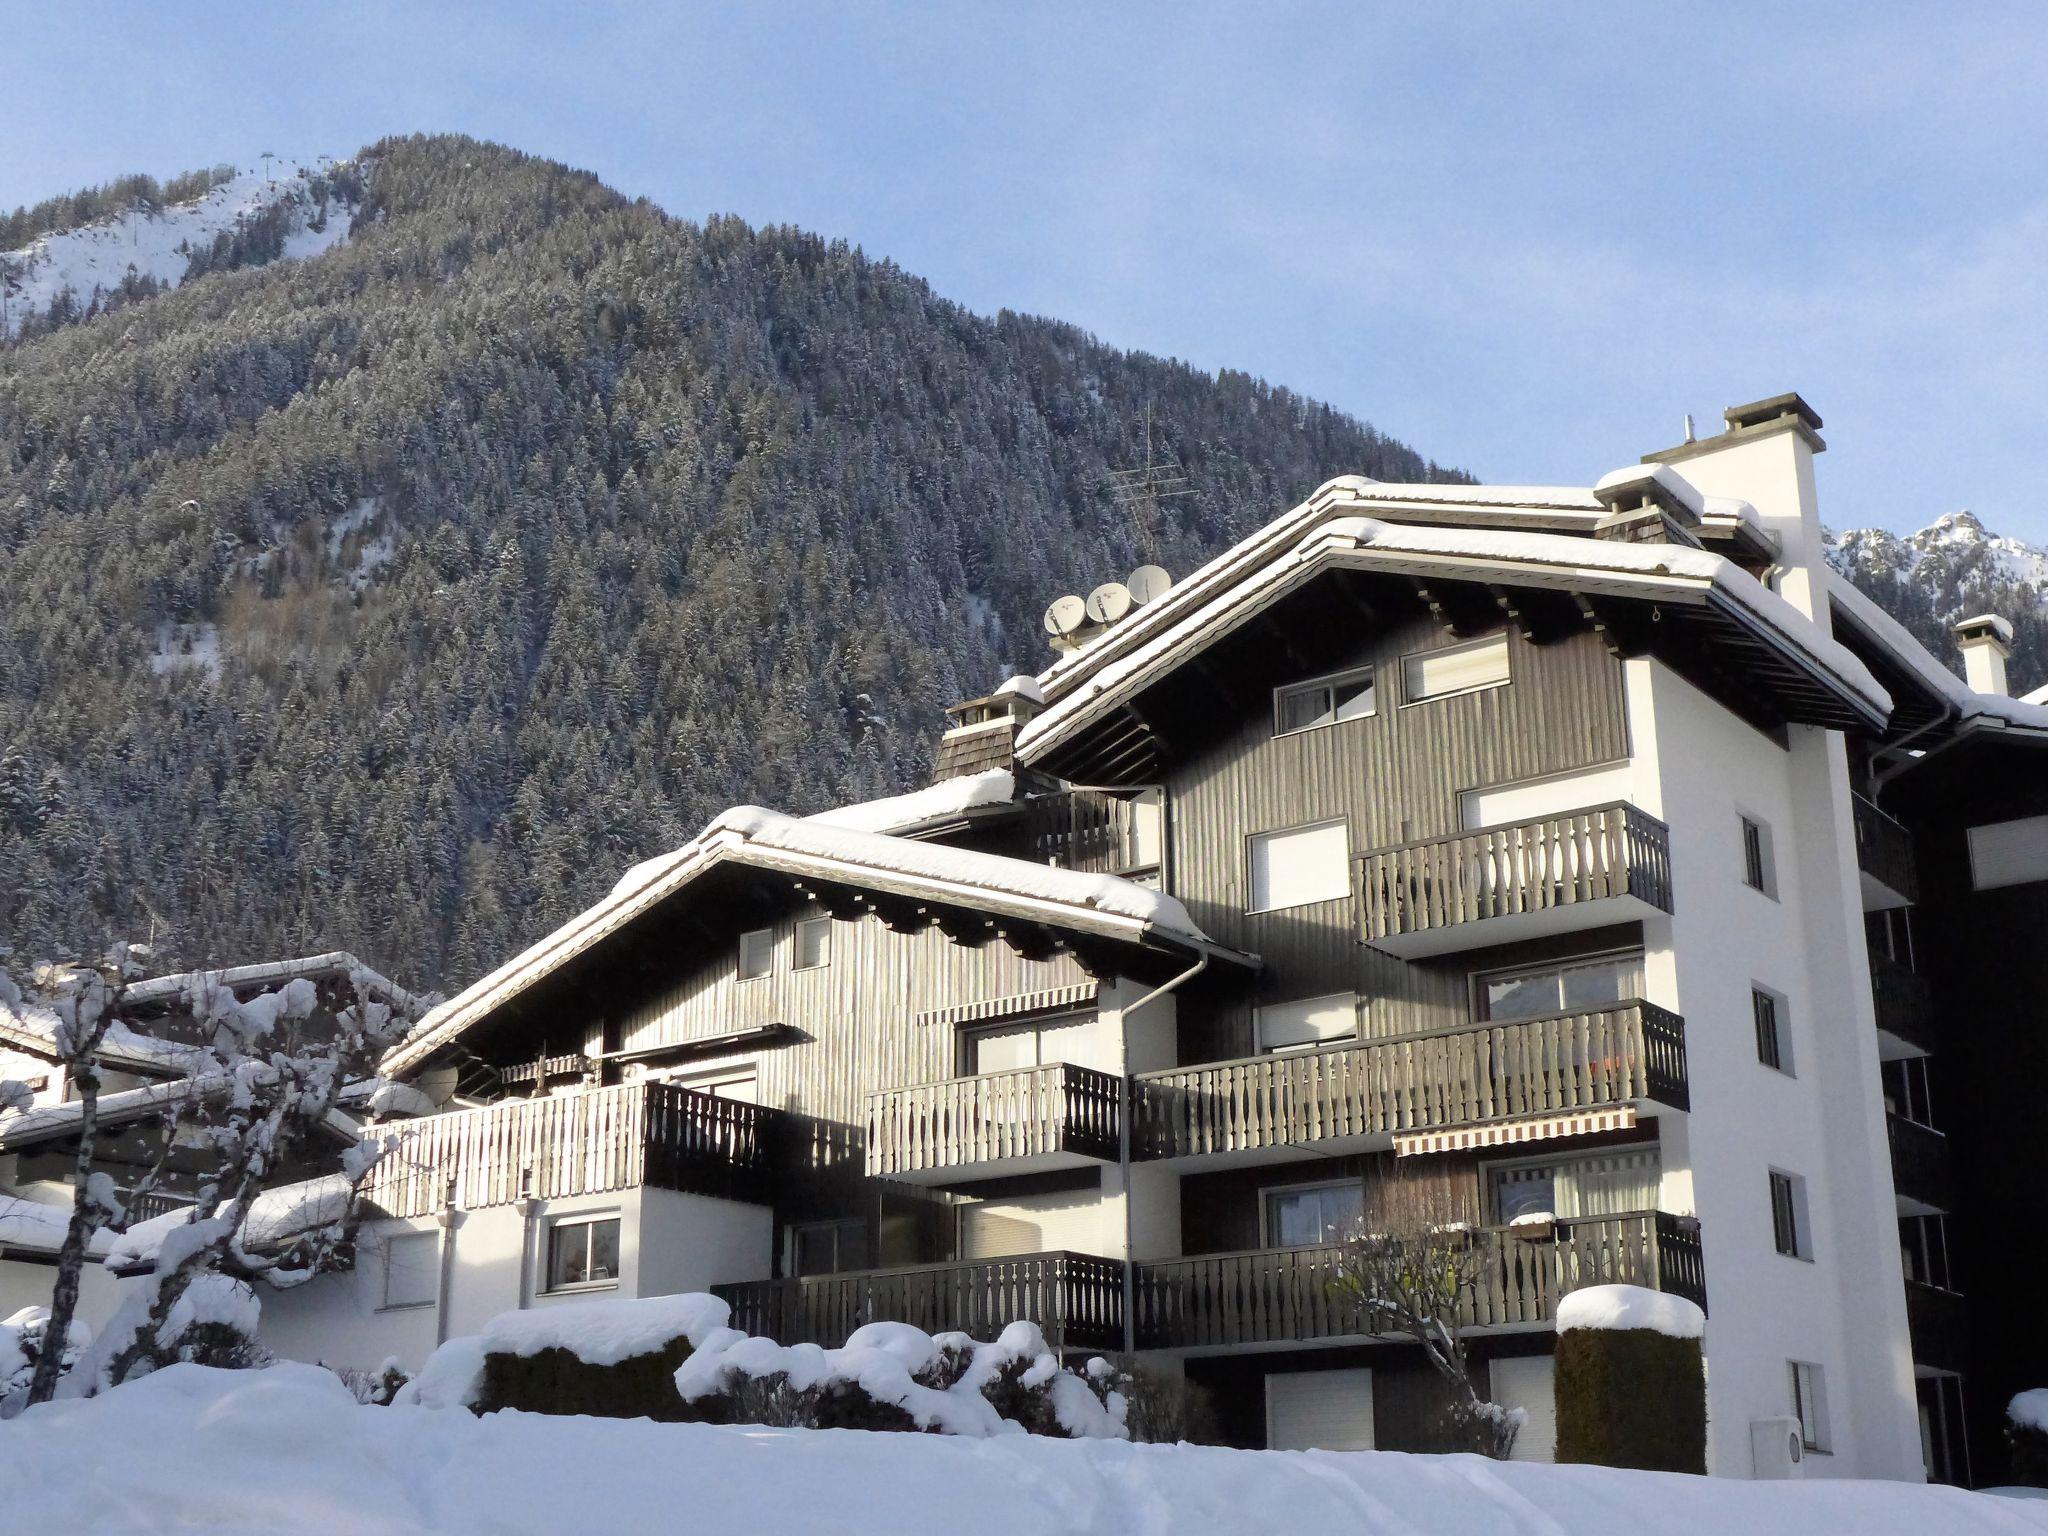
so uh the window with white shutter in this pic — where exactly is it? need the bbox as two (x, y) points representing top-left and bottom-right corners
(1403, 632), (1510, 702)
(1255, 993), (1359, 1053)
(1248, 820), (1351, 912)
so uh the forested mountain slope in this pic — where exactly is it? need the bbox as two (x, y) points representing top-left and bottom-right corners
(0, 134), (1462, 988)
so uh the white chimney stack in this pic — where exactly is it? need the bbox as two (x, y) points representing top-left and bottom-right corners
(1954, 613), (2013, 696)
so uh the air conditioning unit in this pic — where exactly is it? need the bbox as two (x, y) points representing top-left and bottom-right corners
(1750, 1416), (1805, 1479)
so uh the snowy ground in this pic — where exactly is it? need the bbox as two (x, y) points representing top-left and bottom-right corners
(1, 160), (352, 336)
(3, 1363), (2044, 1536)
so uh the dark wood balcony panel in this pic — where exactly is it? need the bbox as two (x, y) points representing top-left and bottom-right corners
(1854, 794), (1918, 909)
(1134, 1002), (1687, 1163)
(1869, 953), (1935, 1058)
(1905, 1280), (1969, 1376)
(714, 1250), (1125, 1352)
(866, 1062), (1122, 1183)
(1024, 788), (1152, 876)
(1887, 1113), (1954, 1214)
(1357, 803), (1674, 958)
(361, 1082), (780, 1219)
(1134, 1212), (1704, 1350)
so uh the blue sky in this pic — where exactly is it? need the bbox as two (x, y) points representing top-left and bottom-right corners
(6, 2), (2044, 538)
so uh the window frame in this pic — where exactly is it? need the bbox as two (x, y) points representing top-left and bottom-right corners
(1740, 814), (1777, 898)
(736, 927), (774, 981)
(1253, 992), (1362, 1054)
(1483, 1145), (1663, 1224)
(542, 1213), (624, 1295)
(379, 1228), (439, 1311)
(1246, 817), (1353, 914)
(787, 1215), (869, 1277)
(1272, 665), (1379, 738)
(793, 915), (833, 972)
(1471, 947), (1645, 1023)
(1790, 1360), (1831, 1453)
(1752, 984), (1792, 1075)
(1400, 631), (1511, 706)
(1769, 1168), (1812, 1261)
(1260, 1177), (1367, 1249)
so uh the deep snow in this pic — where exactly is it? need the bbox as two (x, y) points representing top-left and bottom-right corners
(2, 1363), (2044, 1536)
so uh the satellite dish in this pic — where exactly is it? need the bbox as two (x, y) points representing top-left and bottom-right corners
(1127, 565), (1172, 605)
(1043, 595), (1088, 637)
(1086, 582), (1133, 625)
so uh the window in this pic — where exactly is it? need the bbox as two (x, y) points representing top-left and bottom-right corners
(671, 1065), (758, 1104)
(1900, 1214), (1953, 1290)
(1478, 951), (1643, 1021)
(381, 1230), (438, 1309)
(794, 916), (832, 971)
(545, 1216), (621, 1292)
(1403, 632), (1510, 703)
(1753, 986), (1790, 1074)
(1249, 819), (1351, 911)
(1263, 1180), (1365, 1247)
(959, 1013), (1089, 1075)
(1489, 1148), (1661, 1223)
(1882, 1055), (1936, 1126)
(1256, 993), (1360, 1053)
(1790, 1361), (1830, 1453)
(790, 1217), (870, 1277)
(1967, 814), (2048, 890)
(737, 927), (774, 980)
(1769, 1170), (1811, 1260)
(1275, 668), (1377, 736)
(1741, 815), (1775, 896)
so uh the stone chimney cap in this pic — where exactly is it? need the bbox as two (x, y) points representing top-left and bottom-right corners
(1955, 613), (2014, 648)
(1723, 392), (1823, 435)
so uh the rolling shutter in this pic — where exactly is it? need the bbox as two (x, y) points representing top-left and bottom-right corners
(1249, 821), (1351, 911)
(1266, 1368), (1375, 1451)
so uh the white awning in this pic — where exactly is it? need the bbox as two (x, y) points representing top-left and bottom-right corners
(1394, 1106), (1637, 1157)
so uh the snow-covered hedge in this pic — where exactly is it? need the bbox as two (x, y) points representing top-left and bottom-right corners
(408, 1292), (1126, 1439)
(2009, 1390), (2048, 1486)
(1554, 1284), (1706, 1475)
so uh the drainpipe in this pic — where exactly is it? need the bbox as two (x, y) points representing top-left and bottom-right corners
(433, 1178), (459, 1346)
(1116, 951), (1208, 1355)
(514, 1167), (540, 1312)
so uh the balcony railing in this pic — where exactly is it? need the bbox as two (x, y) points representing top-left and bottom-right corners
(1356, 804), (1673, 956)
(1854, 794), (1918, 907)
(1905, 1280), (1969, 1375)
(1133, 1211), (1705, 1350)
(1887, 1113), (1954, 1212)
(360, 1081), (782, 1219)
(1133, 1002), (1688, 1162)
(866, 1062), (1122, 1182)
(1023, 788), (1152, 876)
(714, 1250), (1125, 1352)
(1869, 953), (1936, 1057)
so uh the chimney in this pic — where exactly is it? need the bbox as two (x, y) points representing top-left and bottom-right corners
(933, 675), (1044, 780)
(1954, 614), (2013, 696)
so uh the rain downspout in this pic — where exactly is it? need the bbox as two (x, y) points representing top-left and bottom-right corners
(1117, 950), (1208, 1355)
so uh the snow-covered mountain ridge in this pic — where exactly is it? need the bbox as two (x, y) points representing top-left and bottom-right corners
(1, 158), (358, 338)
(1826, 510), (2048, 693)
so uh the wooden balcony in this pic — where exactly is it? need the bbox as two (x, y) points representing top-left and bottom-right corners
(1905, 1280), (1969, 1376)
(1023, 787), (1153, 876)
(1356, 803), (1674, 957)
(360, 1081), (781, 1219)
(1133, 1002), (1688, 1166)
(1870, 952), (1936, 1059)
(866, 1062), (1122, 1184)
(1887, 1113), (1954, 1215)
(1133, 1211), (1705, 1350)
(714, 1250), (1125, 1352)
(1854, 794), (1918, 910)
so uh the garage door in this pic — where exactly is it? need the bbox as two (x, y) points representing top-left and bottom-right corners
(1490, 1355), (1556, 1462)
(1266, 1368), (1375, 1451)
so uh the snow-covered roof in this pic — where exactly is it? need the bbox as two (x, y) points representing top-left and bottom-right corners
(387, 805), (1245, 1078)
(800, 768), (1018, 838)
(1019, 512), (1892, 764)
(0, 1069), (373, 1153)
(123, 951), (428, 1019)
(1824, 572), (2048, 736)
(103, 1173), (356, 1273)
(0, 1195), (114, 1259)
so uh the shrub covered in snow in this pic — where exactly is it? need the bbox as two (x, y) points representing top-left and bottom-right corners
(1097, 1354), (1220, 1445)
(2009, 1390), (2048, 1486)
(1554, 1284), (1706, 1474)
(473, 1292), (735, 1422)
(1, 1307), (91, 1398)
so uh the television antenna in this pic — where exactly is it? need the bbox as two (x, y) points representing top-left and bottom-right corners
(1104, 400), (1193, 562)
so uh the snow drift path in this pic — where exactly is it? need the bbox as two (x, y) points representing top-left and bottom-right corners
(3, 1364), (2044, 1536)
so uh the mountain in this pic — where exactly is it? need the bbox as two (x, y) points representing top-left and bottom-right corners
(1827, 512), (2048, 696)
(0, 134), (1464, 989)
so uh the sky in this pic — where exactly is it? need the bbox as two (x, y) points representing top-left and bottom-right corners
(4, 1), (2045, 538)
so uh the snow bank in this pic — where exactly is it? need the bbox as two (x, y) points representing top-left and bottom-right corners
(479, 1291), (731, 1367)
(804, 768), (1018, 837)
(395, 1335), (487, 1410)
(675, 1316), (1125, 1440)
(1556, 1284), (1705, 1340)
(2, 1362), (2039, 1536)
(2012, 1390), (2048, 1434)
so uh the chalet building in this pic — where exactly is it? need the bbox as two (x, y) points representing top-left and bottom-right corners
(12, 393), (2046, 1484)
